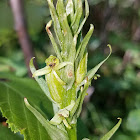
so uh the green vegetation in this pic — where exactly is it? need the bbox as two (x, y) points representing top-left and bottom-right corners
(0, 0), (140, 139)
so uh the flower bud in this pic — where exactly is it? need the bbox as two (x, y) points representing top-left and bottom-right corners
(44, 55), (65, 104)
(45, 71), (65, 104)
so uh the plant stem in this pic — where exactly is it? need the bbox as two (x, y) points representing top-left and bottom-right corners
(66, 124), (77, 140)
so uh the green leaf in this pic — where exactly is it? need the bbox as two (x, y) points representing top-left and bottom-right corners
(66, 0), (74, 22)
(56, 0), (73, 61)
(46, 20), (63, 62)
(56, 0), (72, 37)
(100, 118), (122, 140)
(0, 124), (23, 140)
(87, 44), (112, 80)
(70, 80), (90, 119)
(47, 0), (64, 48)
(76, 52), (87, 85)
(0, 73), (53, 140)
(24, 98), (69, 140)
(75, 24), (94, 69)
(126, 109), (140, 132)
(0, 56), (27, 77)
(76, 0), (89, 35)
(71, 0), (82, 34)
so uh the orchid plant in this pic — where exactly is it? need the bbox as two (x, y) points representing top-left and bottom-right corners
(0, 0), (121, 139)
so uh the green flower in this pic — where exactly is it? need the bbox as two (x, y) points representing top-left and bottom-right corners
(33, 55), (73, 104)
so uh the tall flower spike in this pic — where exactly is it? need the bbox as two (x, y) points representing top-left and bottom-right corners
(24, 0), (122, 139)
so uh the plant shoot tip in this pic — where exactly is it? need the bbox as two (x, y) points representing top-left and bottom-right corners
(117, 117), (121, 120)
(24, 98), (27, 102)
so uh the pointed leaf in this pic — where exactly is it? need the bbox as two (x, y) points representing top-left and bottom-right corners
(66, 0), (74, 22)
(24, 98), (69, 140)
(68, 34), (77, 62)
(0, 73), (53, 140)
(70, 80), (90, 119)
(76, 82), (90, 118)
(56, 0), (72, 36)
(100, 118), (122, 140)
(76, 0), (89, 35)
(76, 52), (87, 85)
(71, 0), (82, 34)
(87, 44), (112, 80)
(47, 0), (64, 48)
(46, 20), (63, 62)
(56, 0), (73, 60)
(75, 24), (94, 69)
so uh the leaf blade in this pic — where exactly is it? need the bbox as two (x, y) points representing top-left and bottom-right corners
(75, 24), (94, 69)
(0, 73), (53, 140)
(87, 44), (112, 80)
(100, 118), (122, 140)
(24, 98), (69, 140)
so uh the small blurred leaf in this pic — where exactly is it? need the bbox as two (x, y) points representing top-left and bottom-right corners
(0, 55), (27, 77)
(135, 95), (140, 109)
(126, 109), (140, 132)
(0, 124), (23, 140)
(25, 2), (49, 35)
(114, 133), (134, 140)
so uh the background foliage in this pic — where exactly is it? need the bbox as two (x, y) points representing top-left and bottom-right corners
(0, 0), (140, 139)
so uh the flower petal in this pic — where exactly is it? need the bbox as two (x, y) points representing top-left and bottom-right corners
(32, 66), (51, 77)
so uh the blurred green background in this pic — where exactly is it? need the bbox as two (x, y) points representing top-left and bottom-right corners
(0, 0), (140, 139)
